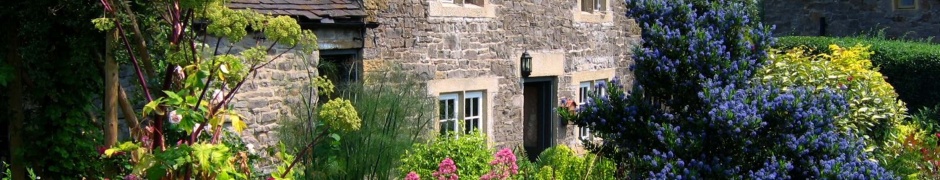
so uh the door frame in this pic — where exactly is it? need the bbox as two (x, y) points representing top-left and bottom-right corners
(523, 76), (559, 157)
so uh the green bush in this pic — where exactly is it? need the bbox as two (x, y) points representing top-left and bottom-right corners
(879, 109), (940, 180)
(910, 105), (940, 135)
(757, 44), (908, 144)
(776, 36), (940, 111)
(533, 145), (616, 180)
(399, 132), (493, 179)
(881, 122), (928, 179)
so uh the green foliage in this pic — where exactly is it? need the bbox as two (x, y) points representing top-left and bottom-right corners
(0, 62), (10, 87)
(271, 143), (303, 180)
(89, 0), (320, 178)
(283, 66), (435, 179)
(400, 132), (494, 180)
(877, 107), (940, 180)
(264, 16), (303, 46)
(880, 122), (928, 179)
(240, 46), (268, 65)
(533, 145), (616, 180)
(776, 36), (940, 111)
(877, 106), (940, 180)
(91, 17), (115, 31)
(2, 161), (38, 180)
(910, 106), (940, 135)
(757, 44), (908, 145)
(190, 143), (246, 179)
(318, 98), (361, 132)
(0, 0), (107, 178)
(313, 75), (335, 97)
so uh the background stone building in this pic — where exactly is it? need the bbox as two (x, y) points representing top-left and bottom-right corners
(362, 0), (641, 158)
(762, 0), (940, 42)
(218, 0), (641, 166)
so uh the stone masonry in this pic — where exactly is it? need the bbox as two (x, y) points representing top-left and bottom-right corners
(363, 0), (641, 151)
(762, 0), (940, 42)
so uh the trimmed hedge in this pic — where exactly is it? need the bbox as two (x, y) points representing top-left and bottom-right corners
(776, 36), (940, 111)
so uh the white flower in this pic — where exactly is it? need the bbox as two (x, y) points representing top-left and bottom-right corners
(168, 110), (182, 124)
(211, 90), (224, 106)
(219, 64), (229, 73)
(246, 143), (256, 154)
(193, 123), (212, 133)
(173, 65), (185, 79)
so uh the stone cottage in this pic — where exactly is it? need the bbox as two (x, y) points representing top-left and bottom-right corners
(359, 0), (641, 159)
(225, 0), (641, 162)
(762, 0), (940, 42)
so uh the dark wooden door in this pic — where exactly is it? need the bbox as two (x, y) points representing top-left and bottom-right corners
(523, 78), (556, 161)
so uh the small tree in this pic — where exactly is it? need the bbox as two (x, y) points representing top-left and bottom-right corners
(563, 0), (894, 178)
(92, 0), (358, 179)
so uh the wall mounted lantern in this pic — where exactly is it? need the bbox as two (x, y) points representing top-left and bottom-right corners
(520, 51), (532, 78)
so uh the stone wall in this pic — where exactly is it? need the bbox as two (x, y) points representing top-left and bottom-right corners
(118, 34), (318, 174)
(363, 0), (641, 150)
(763, 0), (940, 42)
(217, 35), (318, 173)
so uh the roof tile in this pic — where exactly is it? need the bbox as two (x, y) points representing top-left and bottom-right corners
(226, 0), (365, 19)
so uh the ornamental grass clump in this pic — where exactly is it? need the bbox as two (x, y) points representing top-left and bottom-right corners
(563, 0), (894, 178)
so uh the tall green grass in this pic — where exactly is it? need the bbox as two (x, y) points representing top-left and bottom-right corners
(278, 63), (435, 179)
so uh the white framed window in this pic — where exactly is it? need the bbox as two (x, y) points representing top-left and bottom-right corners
(577, 79), (607, 140)
(580, 0), (607, 13)
(896, 0), (916, 9)
(442, 0), (484, 6)
(463, 91), (483, 134)
(439, 93), (459, 136)
(438, 91), (486, 138)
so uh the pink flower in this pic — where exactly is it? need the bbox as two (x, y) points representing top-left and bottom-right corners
(404, 171), (421, 180)
(168, 110), (182, 124)
(432, 158), (459, 180)
(124, 174), (139, 180)
(481, 148), (519, 180)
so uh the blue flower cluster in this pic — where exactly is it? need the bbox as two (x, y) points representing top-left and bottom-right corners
(565, 0), (896, 178)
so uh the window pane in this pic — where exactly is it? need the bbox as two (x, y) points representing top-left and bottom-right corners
(441, 121), (454, 135)
(464, 118), (479, 134)
(465, 98), (471, 117)
(439, 100), (447, 119)
(581, 0), (593, 12)
(580, 82), (592, 103)
(462, 91), (484, 135)
(447, 99), (455, 119)
(901, 0), (915, 6)
(464, 119), (472, 134)
(472, 98), (479, 116)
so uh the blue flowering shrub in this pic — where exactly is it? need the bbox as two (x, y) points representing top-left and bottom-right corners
(561, 0), (895, 178)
